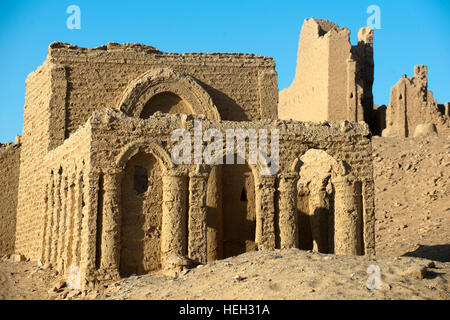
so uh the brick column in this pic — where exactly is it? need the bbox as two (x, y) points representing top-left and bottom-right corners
(50, 172), (61, 265)
(99, 170), (123, 278)
(188, 172), (208, 264)
(308, 186), (330, 253)
(79, 171), (100, 289)
(62, 173), (75, 272)
(71, 170), (83, 268)
(57, 176), (68, 273)
(278, 173), (299, 248)
(362, 178), (376, 255)
(43, 171), (54, 263)
(255, 175), (276, 250)
(332, 176), (361, 255)
(161, 171), (188, 270)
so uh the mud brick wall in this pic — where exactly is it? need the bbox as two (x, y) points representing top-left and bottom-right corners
(46, 42), (278, 148)
(383, 66), (450, 137)
(15, 62), (54, 259)
(279, 18), (373, 124)
(41, 122), (92, 274)
(0, 142), (21, 255)
(15, 42), (278, 261)
(33, 109), (375, 287)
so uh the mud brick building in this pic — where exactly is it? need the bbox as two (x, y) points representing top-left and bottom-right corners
(1, 20), (377, 289)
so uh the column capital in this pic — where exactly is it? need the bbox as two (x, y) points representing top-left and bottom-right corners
(331, 174), (357, 186)
(103, 167), (124, 176)
(257, 174), (277, 187)
(163, 168), (186, 178)
(278, 172), (300, 181)
(188, 171), (209, 179)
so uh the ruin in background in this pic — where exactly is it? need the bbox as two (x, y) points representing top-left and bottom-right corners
(279, 18), (449, 138)
(381, 65), (450, 138)
(279, 18), (374, 124)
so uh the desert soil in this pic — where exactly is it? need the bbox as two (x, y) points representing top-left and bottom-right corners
(0, 136), (448, 300)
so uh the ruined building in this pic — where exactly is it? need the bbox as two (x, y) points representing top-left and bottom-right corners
(0, 24), (376, 288)
(0, 137), (21, 255)
(381, 65), (450, 138)
(279, 18), (374, 124)
(278, 18), (449, 138)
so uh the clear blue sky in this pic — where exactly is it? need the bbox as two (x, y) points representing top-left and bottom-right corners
(0, 0), (449, 143)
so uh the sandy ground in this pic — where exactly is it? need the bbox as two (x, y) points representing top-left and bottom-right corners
(372, 136), (449, 261)
(0, 136), (449, 300)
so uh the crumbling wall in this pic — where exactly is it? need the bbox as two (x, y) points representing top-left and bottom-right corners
(0, 139), (21, 255)
(352, 27), (374, 124)
(15, 42), (279, 261)
(34, 109), (375, 287)
(382, 65), (450, 137)
(45, 42), (278, 148)
(41, 121), (92, 283)
(279, 18), (330, 121)
(15, 62), (54, 259)
(279, 18), (373, 123)
(90, 109), (375, 255)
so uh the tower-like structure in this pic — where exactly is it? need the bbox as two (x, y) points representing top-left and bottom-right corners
(279, 18), (374, 124)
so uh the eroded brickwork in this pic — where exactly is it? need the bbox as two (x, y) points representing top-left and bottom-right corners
(382, 65), (450, 137)
(15, 62), (53, 259)
(0, 140), (21, 255)
(46, 42), (278, 147)
(279, 18), (373, 123)
(35, 108), (374, 286)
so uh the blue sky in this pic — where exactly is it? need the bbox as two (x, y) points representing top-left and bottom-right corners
(0, 0), (449, 143)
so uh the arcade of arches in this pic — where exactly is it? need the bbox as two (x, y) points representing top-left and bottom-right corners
(109, 91), (366, 276)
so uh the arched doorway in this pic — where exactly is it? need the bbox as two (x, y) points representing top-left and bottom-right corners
(120, 152), (163, 276)
(221, 161), (257, 258)
(140, 92), (193, 119)
(297, 149), (336, 253)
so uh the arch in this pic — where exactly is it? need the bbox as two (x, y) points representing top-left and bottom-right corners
(141, 92), (192, 119)
(205, 151), (259, 259)
(116, 140), (174, 172)
(290, 149), (348, 177)
(120, 151), (163, 276)
(295, 149), (342, 254)
(207, 147), (267, 182)
(221, 161), (257, 259)
(117, 68), (221, 121)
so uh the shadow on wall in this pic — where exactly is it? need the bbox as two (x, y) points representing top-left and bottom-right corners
(198, 81), (249, 121)
(369, 105), (387, 136)
(402, 244), (450, 263)
(140, 92), (193, 119)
